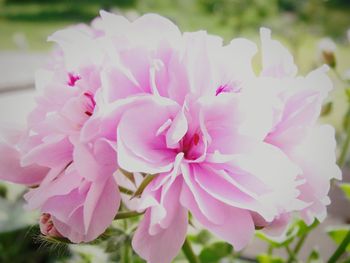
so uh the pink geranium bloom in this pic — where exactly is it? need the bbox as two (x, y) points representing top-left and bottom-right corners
(95, 91), (302, 262)
(0, 11), (340, 262)
(0, 19), (121, 242)
(255, 28), (342, 234)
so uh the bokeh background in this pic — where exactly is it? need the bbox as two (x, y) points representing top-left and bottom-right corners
(0, 0), (350, 262)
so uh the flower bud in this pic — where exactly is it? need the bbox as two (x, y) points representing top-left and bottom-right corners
(39, 213), (62, 238)
(318, 38), (337, 68)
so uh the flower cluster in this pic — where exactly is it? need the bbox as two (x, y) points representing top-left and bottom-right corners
(0, 11), (341, 263)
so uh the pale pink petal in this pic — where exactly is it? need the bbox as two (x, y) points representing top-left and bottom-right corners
(21, 137), (72, 168)
(182, 31), (221, 96)
(117, 96), (179, 174)
(0, 142), (48, 185)
(181, 163), (227, 224)
(83, 176), (120, 241)
(73, 139), (117, 181)
(230, 142), (304, 218)
(99, 10), (130, 36)
(262, 213), (291, 238)
(260, 28), (297, 78)
(180, 182), (254, 251)
(290, 125), (341, 222)
(193, 164), (270, 217)
(132, 207), (187, 263)
(198, 94), (246, 154)
(24, 165), (81, 210)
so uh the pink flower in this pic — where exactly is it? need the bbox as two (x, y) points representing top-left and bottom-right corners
(258, 28), (341, 233)
(110, 94), (302, 263)
(0, 11), (340, 262)
(0, 17), (120, 242)
(23, 139), (120, 243)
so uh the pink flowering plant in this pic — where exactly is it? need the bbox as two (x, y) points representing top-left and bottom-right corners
(0, 11), (349, 263)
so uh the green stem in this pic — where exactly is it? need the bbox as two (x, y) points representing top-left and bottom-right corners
(294, 232), (308, 255)
(122, 244), (131, 263)
(287, 232), (310, 263)
(121, 220), (132, 263)
(182, 237), (200, 263)
(114, 211), (144, 220)
(131, 174), (156, 199)
(119, 186), (134, 195)
(328, 230), (350, 263)
(268, 244), (273, 255)
(286, 246), (296, 262)
(332, 68), (347, 86)
(119, 168), (136, 185)
(339, 118), (350, 168)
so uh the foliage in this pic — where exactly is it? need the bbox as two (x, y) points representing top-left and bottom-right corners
(328, 226), (350, 252)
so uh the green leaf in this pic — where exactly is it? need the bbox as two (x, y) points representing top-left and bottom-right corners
(256, 219), (318, 248)
(327, 226), (350, 252)
(0, 184), (7, 198)
(257, 254), (284, 263)
(340, 183), (350, 200)
(307, 249), (322, 263)
(321, 102), (333, 116)
(256, 224), (297, 248)
(346, 89), (350, 103)
(189, 230), (212, 245)
(199, 242), (232, 263)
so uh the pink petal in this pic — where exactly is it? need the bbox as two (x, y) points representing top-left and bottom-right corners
(180, 181), (254, 251)
(24, 165), (81, 210)
(181, 163), (227, 224)
(193, 164), (269, 217)
(132, 207), (187, 263)
(73, 139), (117, 181)
(21, 137), (72, 168)
(117, 96), (179, 174)
(0, 142), (48, 185)
(83, 176), (120, 241)
(260, 28), (297, 78)
(290, 125), (341, 222)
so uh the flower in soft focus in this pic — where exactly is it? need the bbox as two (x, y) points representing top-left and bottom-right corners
(259, 29), (341, 234)
(0, 15), (121, 243)
(0, 11), (341, 263)
(318, 37), (337, 68)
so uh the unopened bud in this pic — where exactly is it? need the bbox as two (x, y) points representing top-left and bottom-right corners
(318, 38), (337, 68)
(39, 213), (62, 238)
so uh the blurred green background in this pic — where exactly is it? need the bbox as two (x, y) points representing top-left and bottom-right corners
(1, 0), (350, 75)
(0, 0), (350, 262)
(0, 0), (349, 69)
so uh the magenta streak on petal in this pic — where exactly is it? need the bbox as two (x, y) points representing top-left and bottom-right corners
(215, 85), (232, 96)
(83, 92), (96, 117)
(84, 92), (96, 107)
(67, 73), (81, 87)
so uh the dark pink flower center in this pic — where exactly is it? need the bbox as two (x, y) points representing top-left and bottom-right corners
(180, 132), (203, 160)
